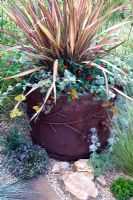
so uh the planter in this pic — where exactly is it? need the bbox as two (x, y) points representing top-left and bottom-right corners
(26, 89), (110, 161)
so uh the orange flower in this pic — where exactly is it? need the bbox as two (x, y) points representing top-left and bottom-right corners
(102, 102), (113, 108)
(71, 89), (77, 101)
(71, 89), (77, 96)
(51, 96), (55, 100)
(0, 52), (3, 56)
(71, 95), (76, 101)
(112, 107), (118, 116)
(19, 77), (23, 82)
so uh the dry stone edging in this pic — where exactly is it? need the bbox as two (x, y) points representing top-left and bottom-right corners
(55, 159), (99, 200)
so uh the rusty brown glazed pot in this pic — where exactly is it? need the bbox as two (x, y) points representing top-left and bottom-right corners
(26, 89), (110, 161)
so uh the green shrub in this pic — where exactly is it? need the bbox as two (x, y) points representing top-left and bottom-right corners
(6, 127), (26, 151)
(110, 177), (133, 200)
(112, 102), (133, 176)
(8, 143), (49, 179)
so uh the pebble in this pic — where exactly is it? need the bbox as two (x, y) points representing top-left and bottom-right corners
(96, 175), (107, 187)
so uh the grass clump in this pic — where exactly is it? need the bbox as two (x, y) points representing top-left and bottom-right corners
(112, 102), (133, 176)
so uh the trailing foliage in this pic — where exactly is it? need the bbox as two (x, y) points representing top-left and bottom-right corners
(7, 143), (49, 179)
(110, 177), (133, 200)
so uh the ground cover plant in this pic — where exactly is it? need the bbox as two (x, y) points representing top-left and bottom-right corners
(0, 0), (133, 120)
(7, 143), (49, 179)
(1, 126), (49, 180)
(110, 177), (133, 200)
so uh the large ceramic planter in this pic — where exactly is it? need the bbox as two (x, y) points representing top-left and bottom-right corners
(26, 89), (110, 161)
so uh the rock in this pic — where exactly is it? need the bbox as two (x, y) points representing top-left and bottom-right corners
(61, 172), (98, 200)
(31, 176), (59, 200)
(74, 159), (94, 178)
(52, 162), (70, 173)
(70, 164), (77, 172)
(96, 175), (107, 187)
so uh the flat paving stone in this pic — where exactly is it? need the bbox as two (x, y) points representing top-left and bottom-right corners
(27, 175), (59, 200)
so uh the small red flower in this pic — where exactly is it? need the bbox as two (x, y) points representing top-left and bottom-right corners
(121, 68), (126, 71)
(93, 93), (97, 97)
(87, 75), (92, 81)
(67, 88), (71, 92)
(64, 65), (68, 69)
(77, 70), (82, 75)
(8, 61), (13, 65)
(19, 77), (23, 82)
(101, 63), (105, 68)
